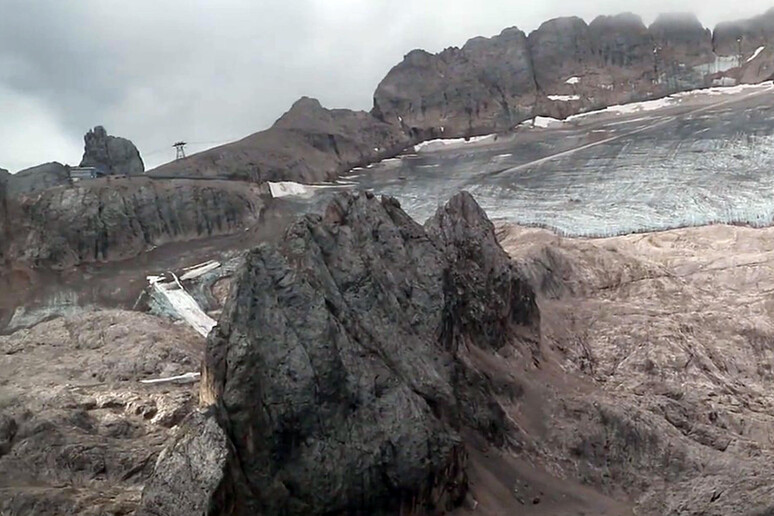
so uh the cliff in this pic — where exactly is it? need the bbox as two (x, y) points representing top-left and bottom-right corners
(375, 11), (772, 137)
(5, 177), (266, 270)
(5, 9), (774, 279)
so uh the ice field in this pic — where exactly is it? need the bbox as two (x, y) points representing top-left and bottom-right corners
(291, 83), (774, 237)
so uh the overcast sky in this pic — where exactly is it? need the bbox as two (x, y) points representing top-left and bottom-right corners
(2, 0), (774, 172)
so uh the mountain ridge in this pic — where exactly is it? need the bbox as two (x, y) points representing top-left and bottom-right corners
(150, 8), (774, 181)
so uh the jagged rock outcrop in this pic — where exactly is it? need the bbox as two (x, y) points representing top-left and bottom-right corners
(373, 10), (773, 138)
(149, 98), (410, 183)
(5, 162), (69, 197)
(6, 178), (266, 269)
(80, 125), (145, 176)
(528, 13), (662, 118)
(372, 28), (537, 140)
(139, 191), (540, 515)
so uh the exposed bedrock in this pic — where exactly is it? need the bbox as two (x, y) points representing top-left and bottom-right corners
(139, 191), (540, 515)
(375, 10), (774, 137)
(4, 162), (70, 197)
(0, 311), (204, 516)
(5, 178), (266, 270)
(714, 8), (774, 55)
(149, 97), (411, 183)
(371, 28), (538, 141)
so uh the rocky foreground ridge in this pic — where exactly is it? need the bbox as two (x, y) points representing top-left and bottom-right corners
(138, 191), (541, 515)
(7, 192), (774, 514)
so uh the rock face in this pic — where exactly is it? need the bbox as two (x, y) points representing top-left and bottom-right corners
(713, 8), (774, 55)
(5, 162), (70, 197)
(6, 178), (265, 269)
(80, 126), (145, 176)
(499, 223), (774, 515)
(0, 310), (204, 516)
(137, 407), (234, 516)
(139, 191), (540, 515)
(149, 98), (410, 183)
(373, 10), (774, 138)
(714, 9), (774, 83)
(649, 13), (716, 90)
(372, 28), (537, 140)
(528, 13), (662, 118)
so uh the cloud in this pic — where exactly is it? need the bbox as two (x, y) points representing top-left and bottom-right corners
(0, 84), (82, 172)
(2, 0), (773, 171)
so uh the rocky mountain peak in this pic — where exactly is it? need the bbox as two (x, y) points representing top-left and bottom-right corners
(272, 96), (329, 130)
(650, 12), (710, 42)
(589, 12), (647, 32)
(80, 125), (145, 176)
(139, 191), (540, 515)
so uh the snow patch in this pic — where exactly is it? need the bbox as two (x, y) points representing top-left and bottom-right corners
(268, 181), (317, 198)
(547, 94), (580, 102)
(520, 116), (563, 129)
(149, 273), (216, 337)
(567, 97), (676, 121)
(180, 260), (221, 281)
(672, 81), (774, 98)
(747, 46), (766, 63)
(565, 77), (580, 85)
(413, 134), (496, 152)
(141, 372), (201, 385)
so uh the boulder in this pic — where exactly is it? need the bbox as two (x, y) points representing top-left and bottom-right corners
(80, 126), (145, 176)
(137, 408), (234, 516)
(139, 191), (540, 515)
